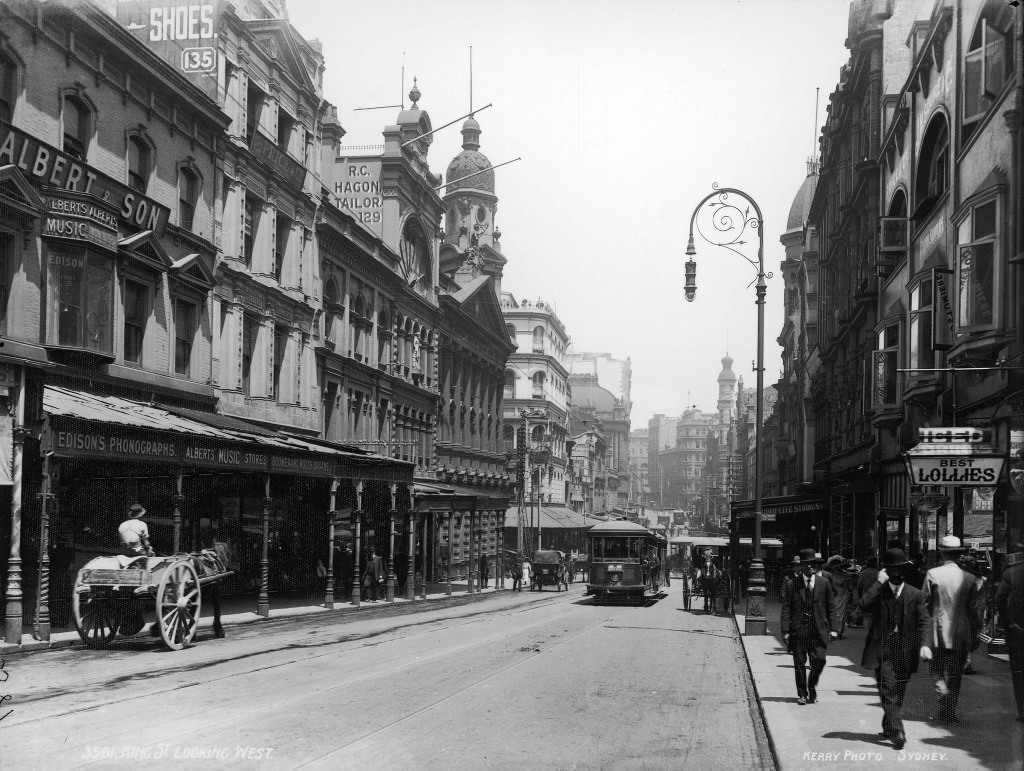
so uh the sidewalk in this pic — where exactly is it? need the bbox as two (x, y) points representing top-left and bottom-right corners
(736, 598), (1024, 770)
(1, 578), (514, 656)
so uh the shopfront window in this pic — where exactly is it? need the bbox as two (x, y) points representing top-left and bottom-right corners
(45, 244), (114, 353)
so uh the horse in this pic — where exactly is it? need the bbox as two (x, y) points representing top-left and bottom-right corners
(700, 559), (722, 613)
(192, 540), (233, 638)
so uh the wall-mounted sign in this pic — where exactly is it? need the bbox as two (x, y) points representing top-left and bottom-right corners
(0, 122), (169, 235)
(249, 131), (307, 190)
(334, 158), (383, 231)
(116, 1), (221, 97)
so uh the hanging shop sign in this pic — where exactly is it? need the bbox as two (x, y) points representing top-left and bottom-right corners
(905, 425), (1005, 486)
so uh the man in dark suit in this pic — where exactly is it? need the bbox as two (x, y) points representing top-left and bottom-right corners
(781, 547), (839, 705)
(858, 547), (932, 750)
(996, 542), (1024, 722)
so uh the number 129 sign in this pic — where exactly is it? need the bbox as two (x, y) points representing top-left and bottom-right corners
(182, 47), (216, 74)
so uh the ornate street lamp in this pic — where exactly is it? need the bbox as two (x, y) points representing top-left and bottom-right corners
(683, 184), (770, 635)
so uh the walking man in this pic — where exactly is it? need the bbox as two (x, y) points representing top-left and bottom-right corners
(996, 541), (1024, 722)
(923, 535), (980, 723)
(858, 547), (932, 750)
(781, 547), (839, 705)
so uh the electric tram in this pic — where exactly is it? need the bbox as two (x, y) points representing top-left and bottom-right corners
(585, 520), (667, 604)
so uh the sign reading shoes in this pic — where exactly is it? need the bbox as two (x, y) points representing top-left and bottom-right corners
(904, 426), (1005, 486)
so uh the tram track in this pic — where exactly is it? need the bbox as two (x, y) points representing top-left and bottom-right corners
(11, 592), (605, 767)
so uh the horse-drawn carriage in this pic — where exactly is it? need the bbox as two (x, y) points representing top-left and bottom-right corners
(72, 544), (233, 650)
(530, 549), (569, 591)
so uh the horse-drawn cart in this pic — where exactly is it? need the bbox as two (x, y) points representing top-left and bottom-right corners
(72, 546), (232, 650)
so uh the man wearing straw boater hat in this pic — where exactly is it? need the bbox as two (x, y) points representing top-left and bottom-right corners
(781, 547), (839, 705)
(922, 535), (980, 723)
(858, 546), (932, 750)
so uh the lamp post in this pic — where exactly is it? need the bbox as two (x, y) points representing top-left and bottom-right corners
(683, 184), (770, 636)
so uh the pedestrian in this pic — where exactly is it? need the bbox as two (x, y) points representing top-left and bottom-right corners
(957, 554), (986, 675)
(362, 546), (386, 602)
(858, 547), (932, 751)
(780, 547), (839, 705)
(923, 535), (980, 723)
(827, 555), (851, 638)
(118, 503), (155, 558)
(511, 553), (523, 592)
(996, 541), (1024, 722)
(336, 541), (354, 600)
(480, 552), (489, 589)
(523, 557), (533, 590)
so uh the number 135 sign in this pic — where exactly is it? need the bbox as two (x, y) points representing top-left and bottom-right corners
(182, 47), (217, 74)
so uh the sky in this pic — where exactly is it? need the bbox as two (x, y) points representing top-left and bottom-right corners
(285, 0), (854, 425)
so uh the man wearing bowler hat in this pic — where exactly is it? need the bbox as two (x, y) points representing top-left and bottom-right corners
(858, 547), (932, 750)
(781, 547), (839, 705)
(923, 535), (980, 723)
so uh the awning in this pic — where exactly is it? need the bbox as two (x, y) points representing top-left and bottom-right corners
(504, 505), (592, 530)
(43, 385), (412, 482)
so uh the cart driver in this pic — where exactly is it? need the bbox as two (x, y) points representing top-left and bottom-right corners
(119, 503), (155, 558)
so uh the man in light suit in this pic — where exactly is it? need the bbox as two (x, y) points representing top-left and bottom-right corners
(781, 547), (839, 705)
(859, 547), (932, 750)
(923, 535), (980, 723)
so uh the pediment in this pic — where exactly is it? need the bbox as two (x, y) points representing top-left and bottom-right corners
(171, 252), (216, 292)
(0, 164), (45, 217)
(449, 276), (509, 343)
(119, 230), (173, 271)
(248, 21), (318, 94)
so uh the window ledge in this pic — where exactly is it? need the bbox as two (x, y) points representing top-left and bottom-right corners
(947, 330), (1011, 363)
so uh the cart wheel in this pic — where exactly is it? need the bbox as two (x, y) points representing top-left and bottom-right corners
(157, 559), (201, 650)
(72, 575), (118, 649)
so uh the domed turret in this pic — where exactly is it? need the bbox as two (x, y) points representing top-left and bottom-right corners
(445, 115), (494, 193)
(786, 160), (819, 232)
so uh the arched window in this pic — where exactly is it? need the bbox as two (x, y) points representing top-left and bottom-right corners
(127, 134), (152, 193)
(178, 166), (200, 230)
(400, 218), (431, 289)
(531, 371), (545, 399)
(532, 325), (544, 354)
(377, 309), (392, 372)
(503, 370), (515, 399)
(0, 48), (21, 123)
(62, 94), (90, 160)
(914, 115), (949, 221)
(506, 324), (517, 345)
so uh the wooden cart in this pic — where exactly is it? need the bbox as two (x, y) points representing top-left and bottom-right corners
(72, 548), (232, 651)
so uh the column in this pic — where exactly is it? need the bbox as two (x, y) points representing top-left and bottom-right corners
(4, 370), (27, 643)
(351, 481), (363, 607)
(498, 509), (505, 590)
(419, 512), (428, 600)
(446, 511), (454, 598)
(257, 474), (271, 617)
(466, 508), (475, 594)
(405, 509), (415, 601)
(172, 472), (184, 554)
(34, 453), (55, 641)
(387, 483), (397, 603)
(325, 478), (339, 609)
